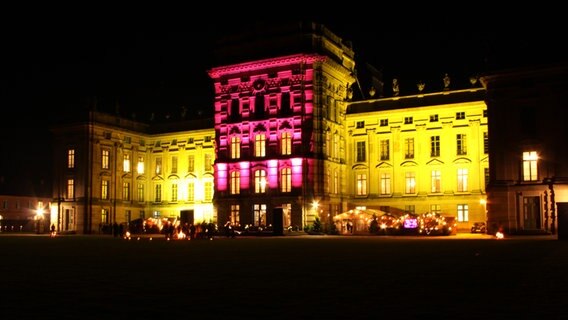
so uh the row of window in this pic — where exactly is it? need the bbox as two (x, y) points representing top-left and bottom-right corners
(68, 149), (214, 175)
(357, 110), (486, 129)
(355, 133), (488, 162)
(228, 132), (292, 159)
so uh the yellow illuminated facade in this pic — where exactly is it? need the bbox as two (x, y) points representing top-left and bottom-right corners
(51, 112), (215, 234)
(343, 89), (488, 231)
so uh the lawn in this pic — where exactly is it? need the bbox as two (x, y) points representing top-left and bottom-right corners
(1, 234), (566, 319)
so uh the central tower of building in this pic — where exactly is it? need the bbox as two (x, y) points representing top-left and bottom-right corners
(209, 22), (356, 230)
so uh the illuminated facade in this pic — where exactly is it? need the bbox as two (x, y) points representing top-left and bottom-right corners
(209, 30), (356, 229)
(345, 89), (489, 230)
(51, 112), (215, 234)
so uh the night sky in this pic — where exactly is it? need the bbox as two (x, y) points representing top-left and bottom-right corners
(1, 9), (565, 195)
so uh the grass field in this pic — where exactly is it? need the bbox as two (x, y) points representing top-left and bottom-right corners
(1, 234), (566, 319)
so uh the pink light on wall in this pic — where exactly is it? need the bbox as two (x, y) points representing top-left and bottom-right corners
(240, 161), (250, 190)
(267, 159), (278, 189)
(216, 163), (227, 191)
(291, 157), (303, 187)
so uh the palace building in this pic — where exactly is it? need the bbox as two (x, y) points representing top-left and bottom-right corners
(48, 22), (567, 235)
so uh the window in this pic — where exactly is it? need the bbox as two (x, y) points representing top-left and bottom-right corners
(204, 182), (213, 201)
(356, 141), (366, 162)
(404, 138), (414, 159)
(204, 154), (213, 171)
(139, 210), (145, 220)
(123, 153), (131, 172)
(230, 171), (240, 194)
(137, 156), (145, 174)
(380, 139), (389, 160)
(101, 180), (109, 200)
(405, 172), (416, 194)
(253, 203), (267, 226)
(405, 205), (415, 214)
(205, 136), (211, 143)
(231, 136), (241, 159)
(333, 134), (339, 159)
(67, 179), (75, 199)
(457, 134), (467, 155)
(124, 136), (131, 144)
(430, 114), (438, 122)
(431, 170), (441, 193)
(123, 182), (130, 201)
(456, 112), (465, 120)
(125, 210), (131, 225)
(380, 119), (388, 127)
(101, 209), (109, 225)
(255, 170), (267, 193)
(102, 149), (110, 169)
(188, 155), (195, 172)
(483, 109), (488, 117)
(255, 134), (266, 157)
(280, 168), (291, 192)
(457, 204), (469, 222)
(404, 117), (413, 124)
(171, 183), (178, 202)
(137, 183), (144, 202)
(356, 121), (364, 128)
(230, 205), (240, 225)
(155, 184), (162, 202)
(457, 168), (468, 192)
(484, 168), (490, 189)
(67, 149), (75, 168)
(356, 173), (367, 196)
(187, 181), (194, 202)
(155, 157), (162, 175)
(431, 136), (440, 157)
(483, 132), (489, 154)
(334, 170), (339, 194)
(281, 132), (292, 155)
(171, 156), (178, 174)
(380, 172), (391, 195)
(188, 137), (194, 144)
(523, 151), (538, 181)
(431, 204), (441, 215)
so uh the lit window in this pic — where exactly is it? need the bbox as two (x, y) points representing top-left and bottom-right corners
(280, 168), (291, 192)
(404, 138), (414, 159)
(253, 203), (267, 226)
(281, 132), (292, 155)
(431, 136), (440, 157)
(67, 179), (74, 199)
(137, 183), (144, 202)
(204, 154), (213, 171)
(457, 204), (469, 222)
(230, 205), (240, 225)
(431, 170), (441, 193)
(356, 173), (367, 196)
(356, 141), (366, 162)
(171, 183), (178, 202)
(187, 181), (194, 202)
(230, 171), (240, 195)
(523, 151), (538, 181)
(231, 136), (241, 159)
(137, 156), (144, 174)
(101, 180), (108, 200)
(255, 134), (266, 157)
(155, 157), (162, 175)
(123, 182), (130, 201)
(380, 172), (391, 195)
(457, 168), (468, 192)
(102, 149), (110, 169)
(255, 170), (267, 193)
(457, 134), (467, 155)
(204, 182), (213, 201)
(67, 149), (75, 168)
(123, 153), (131, 173)
(431, 204), (441, 215)
(405, 172), (416, 194)
(101, 209), (109, 224)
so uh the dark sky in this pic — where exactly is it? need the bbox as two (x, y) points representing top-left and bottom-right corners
(1, 9), (566, 195)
